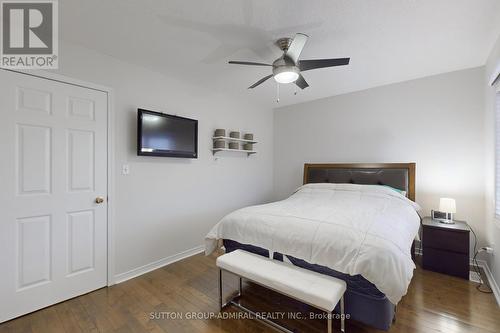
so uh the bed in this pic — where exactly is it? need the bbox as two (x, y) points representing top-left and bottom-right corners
(206, 163), (420, 330)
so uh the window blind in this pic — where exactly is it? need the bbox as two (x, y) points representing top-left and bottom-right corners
(496, 91), (500, 217)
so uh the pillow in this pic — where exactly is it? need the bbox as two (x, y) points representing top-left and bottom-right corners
(381, 185), (407, 197)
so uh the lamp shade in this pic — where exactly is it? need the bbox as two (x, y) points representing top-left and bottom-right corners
(439, 198), (456, 214)
(273, 67), (299, 83)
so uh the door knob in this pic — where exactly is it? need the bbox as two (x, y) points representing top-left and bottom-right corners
(95, 197), (105, 204)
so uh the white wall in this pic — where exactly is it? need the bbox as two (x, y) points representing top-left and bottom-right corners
(41, 38), (496, 286)
(274, 67), (486, 244)
(484, 34), (500, 287)
(50, 42), (274, 279)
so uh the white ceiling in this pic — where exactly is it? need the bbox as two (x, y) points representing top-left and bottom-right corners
(61, 0), (500, 108)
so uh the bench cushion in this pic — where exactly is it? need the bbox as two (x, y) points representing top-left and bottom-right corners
(216, 250), (346, 312)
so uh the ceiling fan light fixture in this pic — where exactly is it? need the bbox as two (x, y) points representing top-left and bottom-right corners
(274, 71), (299, 84)
(273, 66), (299, 84)
(228, 33), (350, 90)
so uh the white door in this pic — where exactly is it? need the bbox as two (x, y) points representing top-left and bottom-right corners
(0, 70), (108, 322)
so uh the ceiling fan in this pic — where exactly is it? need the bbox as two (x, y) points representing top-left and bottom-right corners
(228, 33), (350, 90)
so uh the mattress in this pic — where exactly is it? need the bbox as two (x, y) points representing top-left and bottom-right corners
(224, 239), (396, 331)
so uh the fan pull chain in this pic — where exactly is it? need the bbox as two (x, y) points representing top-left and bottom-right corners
(276, 83), (280, 103)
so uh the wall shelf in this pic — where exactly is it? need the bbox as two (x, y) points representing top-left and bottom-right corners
(212, 148), (257, 156)
(212, 136), (258, 144)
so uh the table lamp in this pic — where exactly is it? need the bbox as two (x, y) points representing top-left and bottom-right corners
(439, 198), (456, 224)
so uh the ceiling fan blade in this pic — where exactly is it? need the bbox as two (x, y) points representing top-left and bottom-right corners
(295, 74), (309, 90)
(299, 58), (350, 71)
(286, 33), (308, 64)
(229, 61), (272, 66)
(248, 74), (273, 89)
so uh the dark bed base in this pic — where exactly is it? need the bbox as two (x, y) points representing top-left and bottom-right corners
(223, 239), (396, 331)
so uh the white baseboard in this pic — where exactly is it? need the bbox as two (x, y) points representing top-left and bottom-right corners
(476, 259), (500, 306)
(113, 245), (205, 284)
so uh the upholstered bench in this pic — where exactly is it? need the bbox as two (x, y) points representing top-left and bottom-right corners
(216, 250), (347, 333)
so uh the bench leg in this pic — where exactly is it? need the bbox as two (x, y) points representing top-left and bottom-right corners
(239, 276), (242, 297)
(328, 315), (332, 333)
(340, 295), (345, 333)
(219, 269), (223, 311)
(219, 270), (243, 311)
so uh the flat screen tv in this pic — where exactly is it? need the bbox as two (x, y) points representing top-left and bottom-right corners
(137, 109), (198, 158)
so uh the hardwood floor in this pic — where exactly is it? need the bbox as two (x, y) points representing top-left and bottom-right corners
(1, 252), (500, 333)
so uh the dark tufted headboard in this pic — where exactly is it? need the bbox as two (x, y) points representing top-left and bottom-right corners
(303, 163), (416, 201)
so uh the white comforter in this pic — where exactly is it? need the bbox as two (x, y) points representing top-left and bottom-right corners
(205, 183), (421, 304)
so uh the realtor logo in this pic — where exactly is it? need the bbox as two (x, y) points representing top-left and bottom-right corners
(1, 0), (58, 68)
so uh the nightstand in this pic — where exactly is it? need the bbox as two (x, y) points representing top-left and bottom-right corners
(421, 216), (470, 279)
